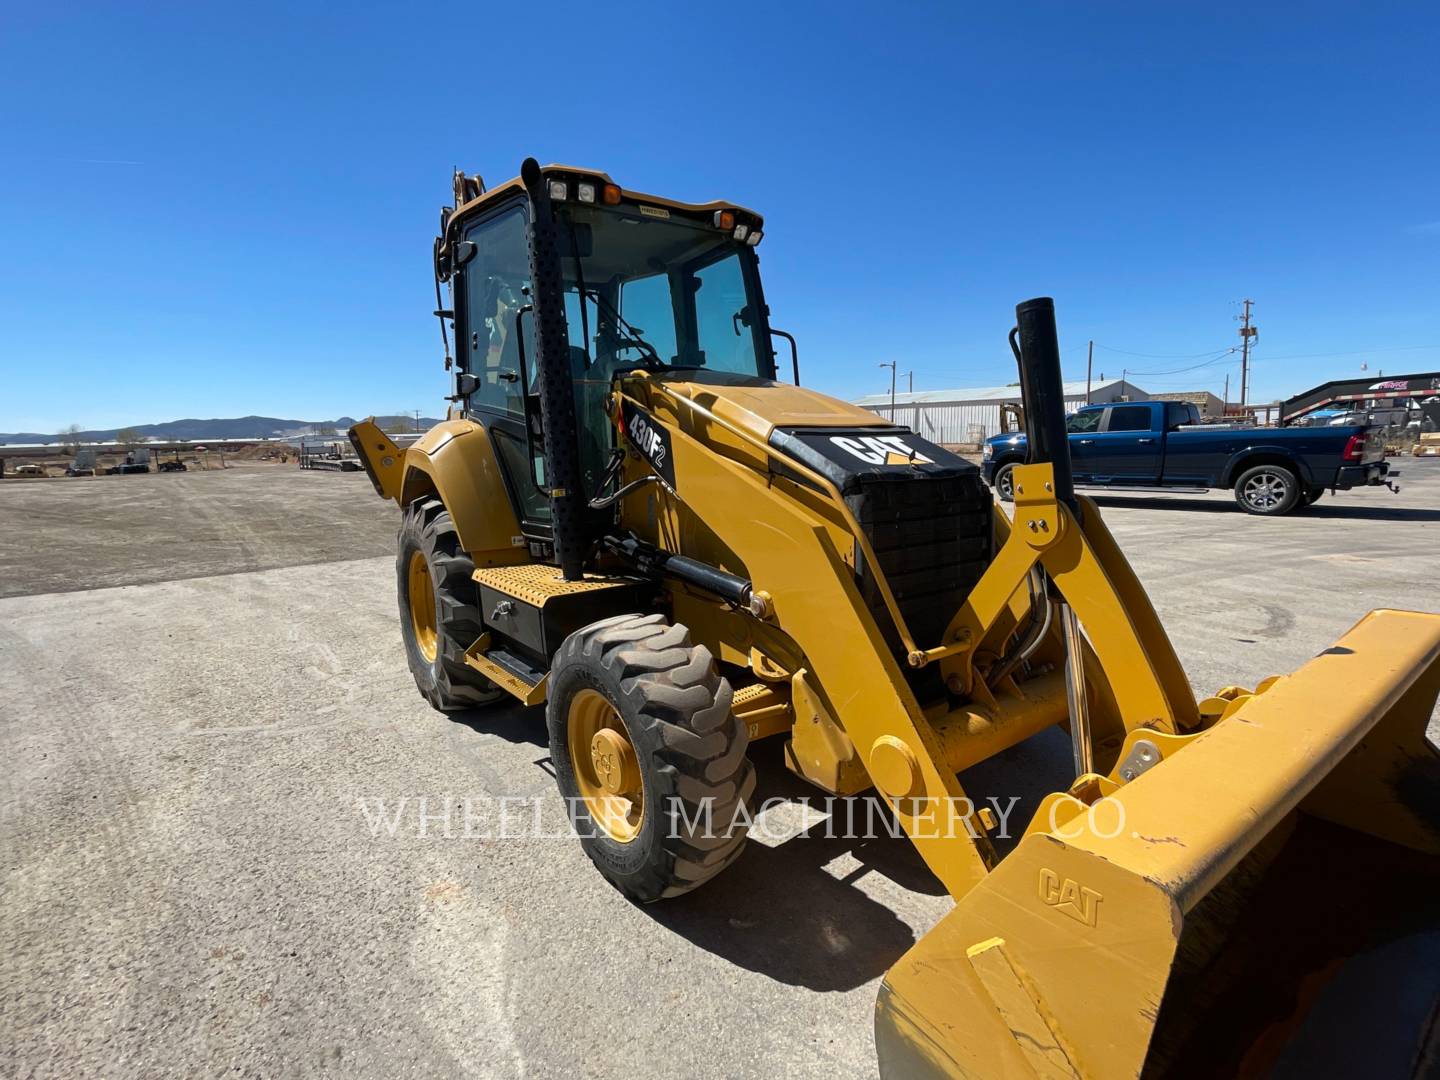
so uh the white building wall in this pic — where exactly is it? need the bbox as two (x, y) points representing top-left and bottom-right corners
(858, 380), (1147, 443)
(866, 402), (1003, 443)
(864, 394), (1098, 443)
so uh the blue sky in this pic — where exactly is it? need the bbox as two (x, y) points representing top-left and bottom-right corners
(2, 1), (1437, 432)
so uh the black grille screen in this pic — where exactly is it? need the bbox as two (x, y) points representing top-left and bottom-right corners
(848, 471), (993, 654)
(769, 427), (995, 663)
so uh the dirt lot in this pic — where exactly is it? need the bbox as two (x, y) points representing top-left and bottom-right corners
(2, 462), (1438, 1077)
(0, 465), (397, 597)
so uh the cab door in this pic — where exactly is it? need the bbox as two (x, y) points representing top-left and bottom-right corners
(1086, 404), (1161, 483)
(1065, 408), (1104, 480)
(453, 201), (551, 536)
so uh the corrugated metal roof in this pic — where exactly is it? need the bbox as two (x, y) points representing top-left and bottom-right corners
(853, 378), (1129, 406)
(1148, 391), (1222, 404)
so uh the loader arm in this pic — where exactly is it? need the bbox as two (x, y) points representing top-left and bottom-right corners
(619, 379), (1000, 895)
(614, 382), (1205, 899)
(868, 298), (1440, 1079)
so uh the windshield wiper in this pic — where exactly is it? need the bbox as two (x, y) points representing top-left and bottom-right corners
(582, 287), (664, 367)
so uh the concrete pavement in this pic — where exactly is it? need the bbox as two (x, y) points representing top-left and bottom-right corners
(2, 462), (1437, 1076)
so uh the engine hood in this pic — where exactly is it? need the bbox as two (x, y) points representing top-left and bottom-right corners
(637, 369), (891, 444)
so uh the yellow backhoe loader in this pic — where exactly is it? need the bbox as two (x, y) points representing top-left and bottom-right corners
(351, 159), (1440, 1077)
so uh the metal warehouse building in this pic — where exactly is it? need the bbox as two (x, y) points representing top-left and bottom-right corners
(853, 378), (1148, 445)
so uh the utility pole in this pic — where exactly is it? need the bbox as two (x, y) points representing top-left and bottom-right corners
(412, 409), (422, 433)
(1223, 373), (1230, 409)
(1085, 340), (1094, 403)
(879, 361), (897, 420)
(905, 370), (914, 393)
(1237, 299), (1257, 407)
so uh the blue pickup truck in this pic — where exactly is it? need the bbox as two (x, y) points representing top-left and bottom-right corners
(981, 400), (1396, 515)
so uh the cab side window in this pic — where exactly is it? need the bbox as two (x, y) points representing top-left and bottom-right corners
(689, 252), (758, 374)
(1066, 409), (1103, 433)
(1106, 406), (1152, 432)
(459, 206), (533, 418)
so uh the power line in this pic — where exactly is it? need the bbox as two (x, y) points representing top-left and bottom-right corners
(1120, 349), (1237, 377)
(1094, 343), (1233, 359)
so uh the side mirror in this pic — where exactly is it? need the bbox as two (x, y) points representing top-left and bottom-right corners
(449, 372), (479, 401)
(452, 240), (478, 268)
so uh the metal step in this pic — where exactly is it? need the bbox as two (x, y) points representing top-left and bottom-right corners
(463, 634), (548, 705)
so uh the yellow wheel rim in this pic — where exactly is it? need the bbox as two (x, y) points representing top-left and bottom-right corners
(567, 688), (644, 843)
(407, 550), (438, 663)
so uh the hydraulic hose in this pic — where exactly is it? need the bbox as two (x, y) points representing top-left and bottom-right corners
(986, 568), (1052, 690)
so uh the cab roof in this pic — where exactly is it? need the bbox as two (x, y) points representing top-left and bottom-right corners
(446, 163), (761, 236)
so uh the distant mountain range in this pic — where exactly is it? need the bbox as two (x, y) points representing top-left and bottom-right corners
(0, 415), (444, 445)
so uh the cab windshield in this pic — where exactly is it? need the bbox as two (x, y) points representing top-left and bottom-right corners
(556, 203), (772, 380)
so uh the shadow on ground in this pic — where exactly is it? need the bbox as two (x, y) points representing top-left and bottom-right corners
(448, 701), (548, 749)
(645, 740), (938, 991)
(442, 689), (1078, 992)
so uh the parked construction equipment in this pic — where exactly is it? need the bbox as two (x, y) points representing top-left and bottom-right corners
(299, 441), (361, 471)
(350, 161), (1440, 1077)
(66, 449), (96, 476)
(105, 448), (150, 475)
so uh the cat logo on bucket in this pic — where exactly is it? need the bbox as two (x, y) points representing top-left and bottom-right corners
(1038, 868), (1103, 927)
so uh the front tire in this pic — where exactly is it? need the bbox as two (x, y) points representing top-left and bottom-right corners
(992, 462), (1017, 503)
(1233, 465), (1301, 516)
(396, 497), (504, 711)
(547, 614), (754, 902)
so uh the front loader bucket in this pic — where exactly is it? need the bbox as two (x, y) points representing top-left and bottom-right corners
(877, 608), (1440, 1079)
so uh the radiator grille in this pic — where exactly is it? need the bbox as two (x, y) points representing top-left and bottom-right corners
(847, 472), (993, 654)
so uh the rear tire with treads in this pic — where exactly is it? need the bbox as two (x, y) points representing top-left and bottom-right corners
(547, 614), (754, 902)
(1233, 464), (1301, 516)
(397, 497), (504, 712)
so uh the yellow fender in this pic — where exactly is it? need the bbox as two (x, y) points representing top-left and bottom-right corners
(348, 417), (527, 566)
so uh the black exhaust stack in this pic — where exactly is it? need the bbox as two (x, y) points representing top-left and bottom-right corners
(1013, 297), (1079, 517)
(521, 158), (586, 580)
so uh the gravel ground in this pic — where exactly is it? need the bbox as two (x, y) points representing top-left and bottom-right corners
(0, 465), (397, 598)
(1, 460), (1437, 1077)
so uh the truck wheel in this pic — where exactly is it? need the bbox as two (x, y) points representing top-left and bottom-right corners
(993, 462), (1017, 503)
(397, 497), (504, 711)
(1234, 465), (1300, 516)
(547, 614), (754, 903)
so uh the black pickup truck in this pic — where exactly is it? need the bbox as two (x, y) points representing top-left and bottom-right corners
(982, 400), (1396, 515)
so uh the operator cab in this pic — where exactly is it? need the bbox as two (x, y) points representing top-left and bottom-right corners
(439, 166), (778, 549)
